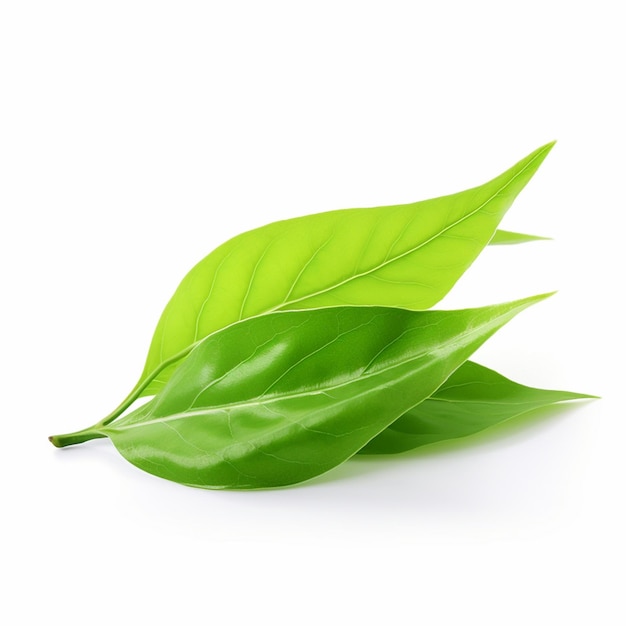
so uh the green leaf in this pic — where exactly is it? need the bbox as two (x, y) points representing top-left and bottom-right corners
(360, 361), (594, 454)
(101, 294), (550, 489)
(490, 229), (550, 245)
(125, 142), (554, 404)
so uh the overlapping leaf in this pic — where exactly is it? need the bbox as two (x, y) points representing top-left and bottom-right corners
(125, 142), (554, 405)
(360, 361), (593, 454)
(103, 296), (549, 489)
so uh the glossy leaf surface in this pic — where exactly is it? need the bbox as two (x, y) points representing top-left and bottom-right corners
(137, 143), (554, 396)
(104, 295), (548, 489)
(360, 361), (592, 454)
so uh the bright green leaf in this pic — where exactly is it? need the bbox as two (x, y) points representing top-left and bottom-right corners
(101, 295), (550, 489)
(360, 361), (593, 454)
(123, 142), (554, 406)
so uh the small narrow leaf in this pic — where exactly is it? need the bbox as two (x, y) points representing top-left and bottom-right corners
(490, 230), (551, 245)
(360, 361), (593, 454)
(103, 295), (549, 489)
(132, 142), (555, 399)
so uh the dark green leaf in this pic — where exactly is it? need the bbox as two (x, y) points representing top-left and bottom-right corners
(103, 295), (549, 489)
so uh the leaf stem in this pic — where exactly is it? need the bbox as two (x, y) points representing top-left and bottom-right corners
(49, 346), (195, 448)
(49, 427), (107, 447)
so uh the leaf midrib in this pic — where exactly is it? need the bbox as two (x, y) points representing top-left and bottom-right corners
(111, 307), (518, 434)
(265, 146), (549, 313)
(419, 395), (582, 407)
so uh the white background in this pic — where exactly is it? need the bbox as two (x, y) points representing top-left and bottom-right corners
(1, 1), (623, 624)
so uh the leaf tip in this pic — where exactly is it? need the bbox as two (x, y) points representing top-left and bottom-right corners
(499, 290), (557, 318)
(525, 140), (557, 168)
(518, 291), (557, 307)
(520, 234), (554, 243)
(488, 140), (557, 207)
(535, 140), (557, 159)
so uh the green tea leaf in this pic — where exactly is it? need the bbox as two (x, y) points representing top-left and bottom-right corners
(360, 361), (593, 454)
(490, 229), (550, 245)
(102, 295), (550, 489)
(127, 142), (554, 403)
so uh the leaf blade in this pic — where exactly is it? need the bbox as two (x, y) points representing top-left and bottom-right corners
(359, 361), (593, 454)
(105, 295), (550, 489)
(138, 143), (555, 397)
